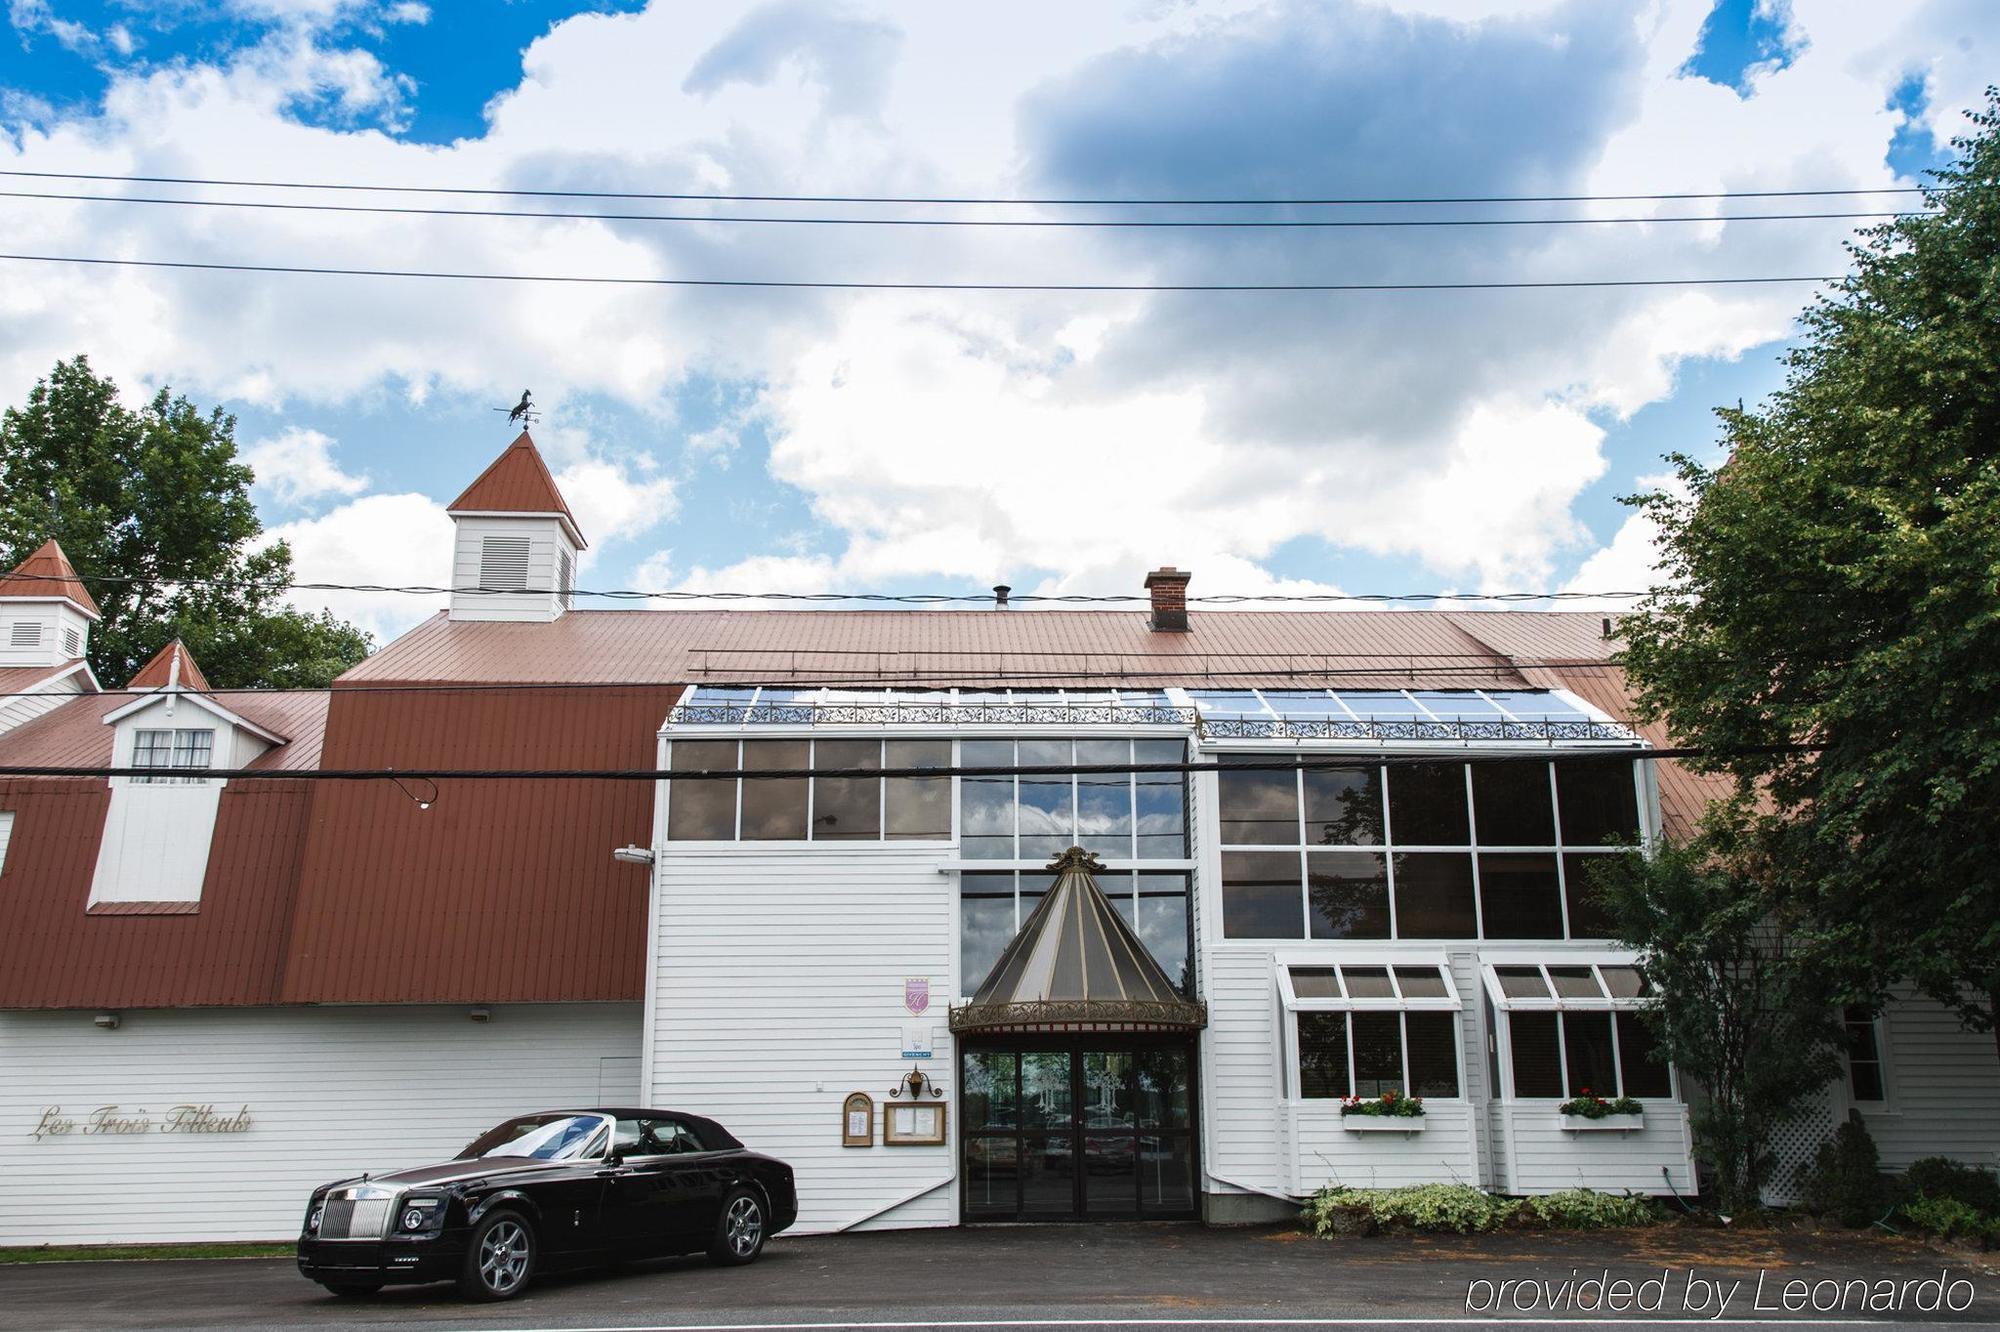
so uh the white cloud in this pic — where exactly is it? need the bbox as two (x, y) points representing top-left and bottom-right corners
(553, 459), (678, 551)
(243, 426), (370, 506)
(263, 491), (454, 638)
(1559, 472), (1686, 609)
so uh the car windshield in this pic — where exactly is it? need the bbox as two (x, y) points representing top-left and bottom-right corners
(457, 1113), (609, 1162)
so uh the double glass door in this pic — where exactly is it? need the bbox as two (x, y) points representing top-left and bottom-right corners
(960, 1040), (1196, 1220)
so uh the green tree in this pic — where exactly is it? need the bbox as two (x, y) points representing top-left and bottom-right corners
(0, 356), (371, 688)
(1586, 839), (1846, 1214)
(1618, 92), (2000, 1049)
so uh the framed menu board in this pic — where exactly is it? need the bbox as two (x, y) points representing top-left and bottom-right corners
(842, 1092), (874, 1147)
(883, 1100), (947, 1146)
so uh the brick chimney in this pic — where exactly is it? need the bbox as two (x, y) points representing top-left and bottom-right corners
(1144, 566), (1191, 632)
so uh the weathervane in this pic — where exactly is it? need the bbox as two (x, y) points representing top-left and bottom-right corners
(495, 389), (540, 429)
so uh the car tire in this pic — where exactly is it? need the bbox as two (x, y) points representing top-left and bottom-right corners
(707, 1187), (767, 1266)
(458, 1208), (537, 1301)
(318, 1279), (383, 1297)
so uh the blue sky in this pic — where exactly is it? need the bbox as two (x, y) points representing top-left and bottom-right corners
(0, 0), (1989, 644)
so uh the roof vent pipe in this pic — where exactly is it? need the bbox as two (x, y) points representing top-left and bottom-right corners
(1600, 616), (1614, 640)
(1144, 566), (1191, 633)
(993, 584), (1011, 610)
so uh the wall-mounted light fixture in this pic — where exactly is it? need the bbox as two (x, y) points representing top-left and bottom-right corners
(612, 846), (655, 866)
(890, 1068), (943, 1100)
(468, 1006), (491, 1023)
(93, 1012), (120, 1030)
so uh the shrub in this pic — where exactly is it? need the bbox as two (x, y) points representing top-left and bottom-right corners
(1903, 1157), (2000, 1214)
(1517, 1188), (1662, 1230)
(1794, 1118), (1890, 1227)
(1900, 1196), (2000, 1247)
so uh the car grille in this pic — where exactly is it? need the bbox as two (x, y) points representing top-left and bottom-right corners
(319, 1197), (393, 1240)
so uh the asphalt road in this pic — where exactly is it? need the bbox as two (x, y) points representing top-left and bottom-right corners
(2, 1224), (1996, 1332)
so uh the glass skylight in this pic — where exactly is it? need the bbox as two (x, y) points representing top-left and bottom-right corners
(667, 686), (1195, 728)
(1187, 689), (1635, 743)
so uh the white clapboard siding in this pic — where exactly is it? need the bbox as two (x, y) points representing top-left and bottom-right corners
(1495, 1102), (1695, 1196)
(0, 1003), (640, 1245)
(651, 846), (956, 1233)
(447, 517), (572, 622)
(0, 670), (84, 736)
(1201, 949), (1286, 1194)
(1292, 1102), (1479, 1192)
(1855, 994), (2000, 1171)
(88, 782), (223, 905)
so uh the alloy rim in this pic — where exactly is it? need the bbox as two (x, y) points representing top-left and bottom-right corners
(480, 1219), (530, 1292)
(726, 1196), (763, 1256)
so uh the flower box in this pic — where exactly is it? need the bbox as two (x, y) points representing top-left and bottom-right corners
(1558, 1111), (1644, 1132)
(1342, 1117), (1426, 1133)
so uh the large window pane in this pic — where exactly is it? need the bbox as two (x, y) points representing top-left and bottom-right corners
(1563, 1011), (1618, 1100)
(962, 1051), (1018, 1129)
(1136, 873), (1191, 994)
(1075, 739), (1134, 859)
(1217, 760), (1298, 845)
(1017, 739), (1075, 860)
(1351, 1012), (1404, 1097)
(1556, 758), (1641, 846)
(1391, 852), (1477, 937)
(1304, 765), (1384, 846)
(1139, 1135), (1193, 1214)
(740, 739), (809, 840)
(1393, 965), (1450, 999)
(1477, 853), (1565, 939)
(885, 739), (951, 839)
(1220, 851), (1303, 939)
(1134, 1048), (1191, 1128)
(1471, 761), (1555, 846)
(1020, 1052), (1073, 1128)
(1386, 763), (1469, 845)
(1083, 1051), (1136, 1129)
(960, 739), (1015, 860)
(963, 1137), (1017, 1216)
(1134, 739), (1188, 857)
(1508, 1011), (1564, 1097)
(667, 740), (737, 840)
(1562, 853), (1622, 938)
(1617, 1013), (1673, 1098)
(1341, 966), (1395, 999)
(959, 885), (1016, 993)
(1307, 851), (1391, 939)
(1297, 1012), (1349, 1098)
(811, 738), (880, 840)
(1405, 1012), (1461, 1098)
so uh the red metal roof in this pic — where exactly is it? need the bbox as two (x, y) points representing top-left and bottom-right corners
(0, 690), (327, 771)
(0, 660), (93, 697)
(0, 539), (100, 618)
(446, 432), (586, 548)
(341, 607), (1581, 689)
(126, 640), (211, 692)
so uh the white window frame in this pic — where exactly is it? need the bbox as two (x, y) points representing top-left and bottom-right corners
(1841, 1005), (1894, 1112)
(130, 727), (216, 785)
(1277, 956), (1466, 1103)
(1479, 959), (1674, 1102)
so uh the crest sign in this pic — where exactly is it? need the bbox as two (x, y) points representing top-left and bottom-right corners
(903, 977), (931, 1015)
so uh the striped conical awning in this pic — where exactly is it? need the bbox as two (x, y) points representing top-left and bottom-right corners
(949, 847), (1207, 1035)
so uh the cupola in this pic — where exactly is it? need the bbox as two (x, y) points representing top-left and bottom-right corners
(444, 432), (587, 623)
(0, 539), (100, 668)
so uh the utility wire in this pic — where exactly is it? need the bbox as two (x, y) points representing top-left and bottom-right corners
(0, 189), (1926, 230)
(0, 567), (1653, 603)
(0, 169), (1933, 207)
(0, 253), (1842, 294)
(0, 744), (1809, 784)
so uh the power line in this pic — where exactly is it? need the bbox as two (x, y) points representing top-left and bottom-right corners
(0, 169), (1932, 207)
(0, 253), (1843, 294)
(0, 189), (1925, 230)
(0, 566), (1653, 604)
(0, 744), (1806, 785)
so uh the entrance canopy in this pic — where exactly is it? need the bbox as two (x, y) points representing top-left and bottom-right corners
(950, 848), (1207, 1036)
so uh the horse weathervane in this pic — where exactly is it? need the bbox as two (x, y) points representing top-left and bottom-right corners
(495, 389), (541, 429)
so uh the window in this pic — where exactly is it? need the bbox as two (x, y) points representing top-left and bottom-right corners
(1216, 757), (1643, 940)
(9, 621), (42, 648)
(130, 728), (214, 784)
(961, 869), (1190, 994)
(1843, 1007), (1885, 1103)
(666, 737), (952, 843)
(957, 738), (1188, 861)
(1482, 961), (1673, 1100)
(478, 535), (532, 592)
(1282, 962), (1462, 1100)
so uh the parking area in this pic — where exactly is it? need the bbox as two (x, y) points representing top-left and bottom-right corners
(0, 1223), (1995, 1332)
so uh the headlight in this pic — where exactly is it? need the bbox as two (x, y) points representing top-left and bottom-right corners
(401, 1209), (426, 1231)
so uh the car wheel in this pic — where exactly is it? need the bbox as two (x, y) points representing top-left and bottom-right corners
(458, 1209), (537, 1301)
(708, 1187), (767, 1266)
(318, 1279), (383, 1297)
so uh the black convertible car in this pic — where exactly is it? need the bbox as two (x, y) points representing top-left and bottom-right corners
(296, 1108), (797, 1301)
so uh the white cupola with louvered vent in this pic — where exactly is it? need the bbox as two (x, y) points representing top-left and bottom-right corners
(444, 432), (587, 623)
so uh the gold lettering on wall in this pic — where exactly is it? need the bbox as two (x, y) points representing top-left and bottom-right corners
(30, 1104), (253, 1141)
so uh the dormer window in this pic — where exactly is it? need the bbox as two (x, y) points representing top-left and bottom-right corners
(479, 536), (532, 592)
(10, 621), (42, 648)
(132, 728), (215, 784)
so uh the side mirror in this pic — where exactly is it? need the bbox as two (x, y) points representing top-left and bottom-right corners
(605, 1150), (624, 1167)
